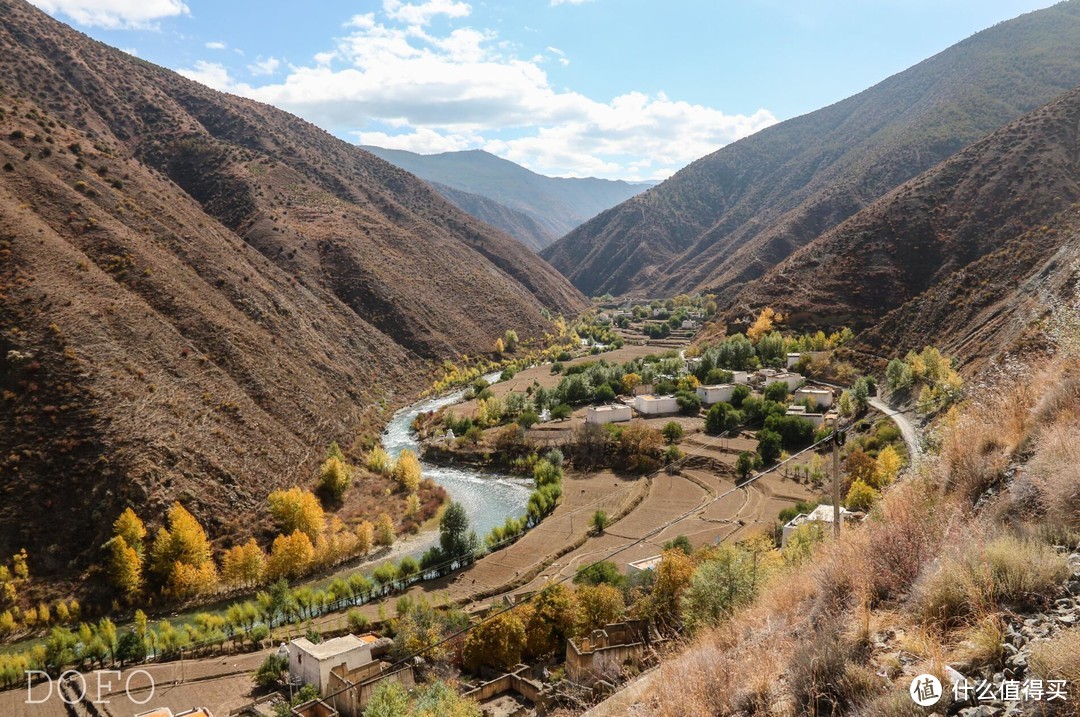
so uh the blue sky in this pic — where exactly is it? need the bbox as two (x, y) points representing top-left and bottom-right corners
(30, 0), (1059, 179)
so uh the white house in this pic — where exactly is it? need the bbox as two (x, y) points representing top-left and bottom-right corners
(786, 407), (825, 428)
(634, 394), (680, 415)
(586, 404), (632, 425)
(696, 384), (735, 405)
(730, 371), (750, 385)
(627, 555), (663, 575)
(794, 387), (834, 409)
(681, 319), (698, 330)
(786, 353), (801, 369)
(782, 505), (854, 547)
(764, 372), (803, 391)
(288, 634), (380, 695)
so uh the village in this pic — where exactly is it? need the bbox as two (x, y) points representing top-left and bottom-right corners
(2, 301), (912, 717)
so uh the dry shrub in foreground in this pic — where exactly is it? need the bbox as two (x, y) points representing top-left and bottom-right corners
(1027, 422), (1080, 535)
(812, 475), (959, 615)
(913, 534), (1069, 627)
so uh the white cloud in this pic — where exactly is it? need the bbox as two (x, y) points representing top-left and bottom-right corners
(177, 61), (239, 92)
(357, 127), (481, 154)
(382, 0), (470, 26)
(205, 40), (227, 50)
(28, 0), (189, 29)
(248, 56), (281, 76)
(177, 3), (774, 180)
(550, 0), (594, 5)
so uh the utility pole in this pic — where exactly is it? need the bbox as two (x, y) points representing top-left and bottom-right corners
(832, 425), (844, 539)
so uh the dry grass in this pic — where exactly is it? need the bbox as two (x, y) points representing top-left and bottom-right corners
(914, 534), (1069, 626)
(1027, 423), (1080, 536)
(953, 613), (1006, 670)
(1029, 628), (1080, 717)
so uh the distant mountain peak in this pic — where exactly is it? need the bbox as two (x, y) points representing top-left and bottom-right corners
(362, 145), (651, 249)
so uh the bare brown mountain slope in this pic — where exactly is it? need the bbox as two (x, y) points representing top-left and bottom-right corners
(728, 85), (1080, 365)
(542, 0), (1080, 299)
(0, 0), (585, 577)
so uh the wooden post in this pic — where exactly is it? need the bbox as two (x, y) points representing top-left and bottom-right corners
(832, 432), (841, 539)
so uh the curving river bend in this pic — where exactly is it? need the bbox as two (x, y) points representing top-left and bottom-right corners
(381, 373), (532, 540)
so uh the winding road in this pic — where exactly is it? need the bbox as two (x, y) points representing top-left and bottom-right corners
(868, 397), (921, 457)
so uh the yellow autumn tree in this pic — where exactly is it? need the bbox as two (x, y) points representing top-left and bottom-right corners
(106, 536), (143, 596)
(148, 503), (216, 594)
(267, 487), (325, 542)
(747, 307), (783, 343)
(356, 521), (374, 555)
(221, 539), (266, 589)
(405, 493), (421, 517)
(113, 508), (147, 556)
(622, 372), (641, 395)
(874, 445), (903, 488)
(374, 514), (395, 547)
(266, 530), (314, 581)
(319, 456), (353, 501)
(166, 561), (218, 601)
(392, 450), (422, 494)
(366, 447), (392, 475)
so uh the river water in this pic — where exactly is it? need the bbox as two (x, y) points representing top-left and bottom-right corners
(381, 373), (533, 540)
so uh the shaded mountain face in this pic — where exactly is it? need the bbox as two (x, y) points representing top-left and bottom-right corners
(361, 146), (653, 250)
(731, 85), (1080, 366)
(0, 0), (585, 575)
(428, 182), (556, 252)
(542, 0), (1080, 299)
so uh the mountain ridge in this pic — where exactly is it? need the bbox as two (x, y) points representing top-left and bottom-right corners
(542, 0), (1080, 299)
(0, 0), (585, 575)
(361, 145), (653, 250)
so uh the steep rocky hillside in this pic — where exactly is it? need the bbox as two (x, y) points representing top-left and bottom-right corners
(730, 85), (1080, 365)
(0, 0), (585, 576)
(543, 0), (1080, 298)
(362, 146), (652, 250)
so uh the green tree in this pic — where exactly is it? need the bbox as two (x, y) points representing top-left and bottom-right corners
(255, 653), (288, 688)
(736, 451), (755, 481)
(573, 561), (624, 587)
(365, 679), (411, 717)
(662, 421), (684, 444)
(439, 502), (478, 563)
(756, 429), (783, 465)
(705, 402), (741, 435)
(763, 381), (789, 403)
(591, 510), (609, 535)
(885, 358), (913, 392)
(550, 403), (572, 421)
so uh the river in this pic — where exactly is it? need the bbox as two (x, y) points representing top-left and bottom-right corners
(381, 372), (533, 540)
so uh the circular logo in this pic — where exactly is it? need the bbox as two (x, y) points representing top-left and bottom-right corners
(910, 674), (943, 706)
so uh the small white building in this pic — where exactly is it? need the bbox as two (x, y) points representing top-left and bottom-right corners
(782, 505), (855, 547)
(730, 370), (750, 385)
(786, 353), (801, 369)
(794, 387), (834, 409)
(786, 407), (825, 429)
(696, 384), (735, 406)
(765, 372), (803, 391)
(681, 319), (698, 330)
(288, 634), (380, 695)
(634, 394), (680, 415)
(586, 404), (632, 425)
(627, 555), (663, 575)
